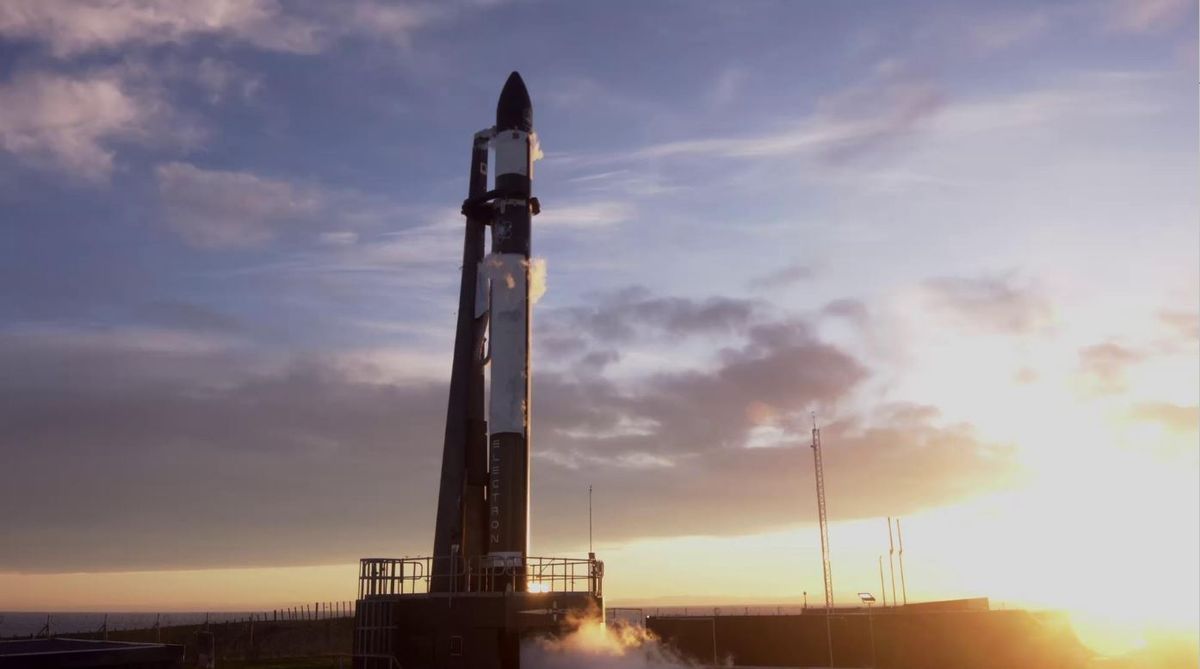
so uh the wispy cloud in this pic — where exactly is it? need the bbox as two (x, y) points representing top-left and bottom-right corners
(536, 200), (634, 229)
(624, 79), (943, 163)
(1105, 0), (1194, 33)
(0, 0), (493, 57)
(155, 162), (420, 249)
(1129, 402), (1199, 433)
(0, 0), (326, 56)
(0, 71), (175, 181)
(1159, 309), (1200, 341)
(747, 262), (814, 290)
(157, 162), (323, 248)
(966, 10), (1052, 51)
(1077, 341), (1144, 394)
(921, 274), (1053, 335)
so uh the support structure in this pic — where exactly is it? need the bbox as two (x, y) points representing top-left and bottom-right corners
(888, 516), (897, 608)
(810, 414), (834, 668)
(811, 415), (834, 609)
(879, 556), (887, 607)
(897, 517), (908, 605)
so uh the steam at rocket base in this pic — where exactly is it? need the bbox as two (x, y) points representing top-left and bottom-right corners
(352, 72), (602, 669)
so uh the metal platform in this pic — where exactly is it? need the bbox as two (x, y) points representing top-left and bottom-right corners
(353, 556), (603, 669)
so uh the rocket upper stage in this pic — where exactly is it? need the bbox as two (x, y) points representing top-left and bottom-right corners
(497, 71), (533, 132)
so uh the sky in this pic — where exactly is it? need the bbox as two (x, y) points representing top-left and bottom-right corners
(0, 0), (1197, 656)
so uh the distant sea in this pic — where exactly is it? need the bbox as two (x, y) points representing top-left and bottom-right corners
(0, 612), (279, 639)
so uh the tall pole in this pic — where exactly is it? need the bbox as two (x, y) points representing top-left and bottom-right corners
(879, 556), (887, 607)
(887, 517), (898, 608)
(811, 413), (834, 667)
(897, 517), (908, 605)
(588, 484), (594, 556)
(867, 601), (877, 669)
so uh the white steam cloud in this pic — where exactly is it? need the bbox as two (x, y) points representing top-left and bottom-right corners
(522, 620), (695, 669)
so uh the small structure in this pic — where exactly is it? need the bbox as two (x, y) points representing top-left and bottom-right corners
(0, 638), (183, 668)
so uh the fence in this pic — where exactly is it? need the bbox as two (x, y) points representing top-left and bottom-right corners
(5, 602), (360, 641)
(358, 555), (602, 598)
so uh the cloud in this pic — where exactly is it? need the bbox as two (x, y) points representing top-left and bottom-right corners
(0, 0), (325, 56)
(0, 324), (446, 572)
(1159, 309), (1199, 341)
(921, 274), (1053, 335)
(136, 301), (244, 333)
(967, 10), (1051, 51)
(0, 0), (476, 58)
(1105, 0), (1193, 33)
(156, 162), (322, 248)
(1077, 341), (1143, 394)
(1129, 402), (1199, 433)
(0, 289), (1020, 572)
(747, 263), (814, 290)
(545, 287), (758, 344)
(624, 78), (942, 164)
(0, 71), (170, 181)
(821, 299), (869, 328)
(537, 201), (634, 229)
(155, 163), (419, 250)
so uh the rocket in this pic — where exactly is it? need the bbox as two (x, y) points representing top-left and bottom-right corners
(431, 72), (537, 592)
(486, 72), (535, 568)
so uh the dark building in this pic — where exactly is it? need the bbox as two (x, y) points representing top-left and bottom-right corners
(646, 600), (1092, 669)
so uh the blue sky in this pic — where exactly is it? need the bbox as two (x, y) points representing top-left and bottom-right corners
(1, 0), (1197, 620)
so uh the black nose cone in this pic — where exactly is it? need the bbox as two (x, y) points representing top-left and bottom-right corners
(496, 71), (532, 132)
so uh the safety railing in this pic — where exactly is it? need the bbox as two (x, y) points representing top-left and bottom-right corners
(358, 555), (602, 599)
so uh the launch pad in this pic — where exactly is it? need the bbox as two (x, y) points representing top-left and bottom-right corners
(354, 557), (602, 669)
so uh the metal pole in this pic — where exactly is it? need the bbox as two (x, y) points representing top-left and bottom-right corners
(887, 517), (898, 608)
(897, 518), (908, 606)
(879, 556), (887, 607)
(710, 617), (718, 667)
(588, 484), (593, 554)
(811, 414), (835, 667)
(825, 611), (834, 668)
(867, 603), (877, 669)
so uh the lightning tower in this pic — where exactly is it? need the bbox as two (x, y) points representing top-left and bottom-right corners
(811, 415), (834, 610)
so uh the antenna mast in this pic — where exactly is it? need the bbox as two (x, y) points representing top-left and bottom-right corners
(897, 517), (908, 605)
(888, 517), (897, 607)
(811, 414), (834, 610)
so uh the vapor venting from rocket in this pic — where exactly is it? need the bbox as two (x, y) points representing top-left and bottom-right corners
(528, 257), (547, 304)
(522, 619), (697, 669)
